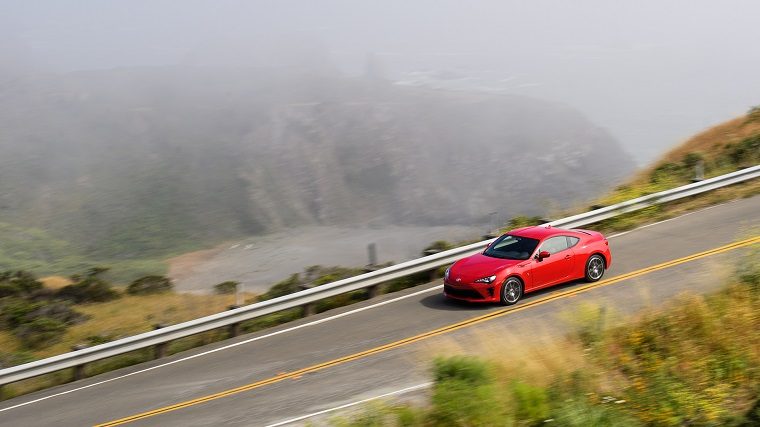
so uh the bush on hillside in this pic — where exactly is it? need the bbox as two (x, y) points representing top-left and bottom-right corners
(213, 281), (239, 295)
(681, 151), (704, 169)
(508, 215), (544, 229)
(748, 105), (760, 122)
(737, 244), (760, 292)
(258, 274), (301, 301)
(58, 280), (118, 303)
(422, 240), (454, 255)
(0, 271), (44, 298)
(649, 162), (686, 185)
(428, 357), (503, 426)
(726, 135), (760, 166)
(258, 266), (363, 301)
(14, 317), (67, 349)
(127, 275), (173, 295)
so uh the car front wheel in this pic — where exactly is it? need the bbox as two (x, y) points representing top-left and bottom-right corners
(500, 277), (523, 306)
(585, 254), (606, 282)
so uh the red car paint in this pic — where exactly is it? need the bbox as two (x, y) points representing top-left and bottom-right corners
(444, 225), (611, 304)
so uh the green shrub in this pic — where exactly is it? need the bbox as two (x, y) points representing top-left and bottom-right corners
(57, 268), (119, 303)
(258, 266), (363, 301)
(0, 298), (41, 329)
(213, 281), (239, 295)
(15, 317), (67, 349)
(729, 135), (760, 165)
(0, 351), (35, 369)
(422, 240), (454, 255)
(433, 356), (491, 385)
(429, 357), (504, 426)
(0, 283), (20, 298)
(747, 105), (760, 122)
(649, 162), (686, 185)
(508, 215), (544, 229)
(550, 399), (640, 427)
(58, 279), (118, 303)
(23, 301), (88, 325)
(127, 275), (173, 295)
(0, 270), (44, 297)
(743, 397), (760, 426)
(510, 380), (550, 422)
(737, 244), (760, 292)
(258, 274), (301, 301)
(681, 152), (704, 169)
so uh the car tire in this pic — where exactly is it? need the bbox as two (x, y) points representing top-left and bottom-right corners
(499, 277), (523, 306)
(585, 254), (606, 282)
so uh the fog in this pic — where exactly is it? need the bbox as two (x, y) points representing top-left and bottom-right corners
(3, 0), (760, 164)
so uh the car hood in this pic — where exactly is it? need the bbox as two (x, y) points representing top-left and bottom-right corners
(450, 253), (522, 282)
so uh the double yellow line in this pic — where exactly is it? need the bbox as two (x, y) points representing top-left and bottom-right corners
(97, 235), (759, 426)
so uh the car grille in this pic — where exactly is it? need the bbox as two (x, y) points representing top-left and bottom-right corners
(444, 284), (484, 300)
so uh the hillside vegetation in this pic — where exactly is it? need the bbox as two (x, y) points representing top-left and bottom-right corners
(334, 244), (760, 426)
(600, 110), (759, 206)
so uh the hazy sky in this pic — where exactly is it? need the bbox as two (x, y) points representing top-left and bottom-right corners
(3, 0), (759, 164)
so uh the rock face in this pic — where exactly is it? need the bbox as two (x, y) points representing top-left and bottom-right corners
(0, 67), (634, 258)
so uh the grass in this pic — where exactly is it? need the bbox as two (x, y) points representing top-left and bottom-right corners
(0, 283), (252, 360)
(0, 287), (253, 399)
(3, 114), (759, 401)
(332, 243), (760, 426)
(529, 112), (760, 235)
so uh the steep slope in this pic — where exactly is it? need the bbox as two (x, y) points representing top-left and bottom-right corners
(0, 66), (634, 274)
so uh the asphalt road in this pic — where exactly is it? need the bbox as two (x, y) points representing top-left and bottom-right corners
(1, 195), (758, 427)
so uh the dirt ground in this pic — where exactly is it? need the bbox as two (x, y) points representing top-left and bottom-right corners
(167, 225), (485, 294)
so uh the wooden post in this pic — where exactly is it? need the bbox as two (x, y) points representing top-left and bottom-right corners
(154, 342), (168, 359)
(367, 243), (378, 267)
(73, 364), (85, 381)
(152, 323), (169, 359)
(228, 322), (241, 338)
(367, 284), (380, 299)
(303, 303), (317, 317)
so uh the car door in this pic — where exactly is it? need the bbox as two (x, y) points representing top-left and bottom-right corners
(530, 236), (574, 289)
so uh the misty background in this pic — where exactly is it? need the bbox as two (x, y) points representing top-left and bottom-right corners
(4, 0), (759, 164)
(1, 0), (758, 290)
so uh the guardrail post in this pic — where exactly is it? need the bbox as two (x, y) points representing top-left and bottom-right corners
(154, 342), (168, 359)
(303, 303), (317, 316)
(153, 324), (169, 359)
(73, 364), (85, 381)
(228, 322), (241, 337)
(69, 344), (88, 381)
(424, 249), (442, 282)
(367, 284), (381, 299)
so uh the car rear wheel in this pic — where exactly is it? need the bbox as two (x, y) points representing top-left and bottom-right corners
(585, 254), (606, 282)
(500, 277), (523, 306)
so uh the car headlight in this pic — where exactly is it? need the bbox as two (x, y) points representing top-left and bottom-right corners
(444, 267), (451, 281)
(474, 275), (496, 284)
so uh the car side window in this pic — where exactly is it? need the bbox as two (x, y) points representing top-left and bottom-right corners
(539, 236), (569, 255)
(566, 236), (580, 249)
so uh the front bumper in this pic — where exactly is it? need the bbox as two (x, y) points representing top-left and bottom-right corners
(443, 282), (498, 303)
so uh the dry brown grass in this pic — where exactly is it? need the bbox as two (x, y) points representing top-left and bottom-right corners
(627, 115), (760, 186)
(548, 114), (760, 232)
(39, 276), (72, 290)
(2, 291), (254, 360)
(416, 322), (588, 389)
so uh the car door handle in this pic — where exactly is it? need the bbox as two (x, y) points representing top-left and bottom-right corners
(564, 255), (571, 259)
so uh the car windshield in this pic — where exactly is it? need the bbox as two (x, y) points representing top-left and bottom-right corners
(483, 234), (540, 260)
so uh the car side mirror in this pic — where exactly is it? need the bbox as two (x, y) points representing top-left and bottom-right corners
(536, 250), (550, 260)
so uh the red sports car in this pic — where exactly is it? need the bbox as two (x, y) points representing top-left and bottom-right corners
(444, 225), (611, 305)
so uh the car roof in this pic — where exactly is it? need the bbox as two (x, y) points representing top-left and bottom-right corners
(508, 225), (578, 240)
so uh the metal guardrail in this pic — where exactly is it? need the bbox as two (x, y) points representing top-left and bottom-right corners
(1, 164), (758, 386)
